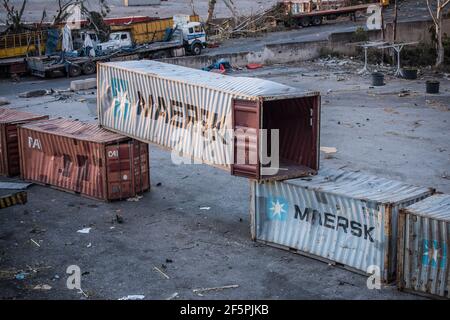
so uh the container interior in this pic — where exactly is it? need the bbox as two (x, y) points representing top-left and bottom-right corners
(261, 95), (319, 181)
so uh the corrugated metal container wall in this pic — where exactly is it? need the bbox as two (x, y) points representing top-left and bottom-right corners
(0, 108), (48, 176)
(398, 194), (450, 299)
(18, 118), (150, 201)
(97, 60), (321, 182)
(250, 168), (434, 282)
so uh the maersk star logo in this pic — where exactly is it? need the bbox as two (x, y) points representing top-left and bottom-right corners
(422, 240), (447, 268)
(267, 197), (288, 221)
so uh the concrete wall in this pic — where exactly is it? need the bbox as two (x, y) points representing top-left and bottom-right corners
(158, 51), (252, 69)
(158, 40), (328, 68)
(385, 18), (450, 44)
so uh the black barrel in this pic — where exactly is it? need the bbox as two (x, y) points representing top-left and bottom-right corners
(371, 72), (384, 86)
(426, 80), (440, 94)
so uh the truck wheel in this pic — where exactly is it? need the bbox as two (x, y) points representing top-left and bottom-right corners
(192, 43), (202, 56)
(299, 17), (310, 28)
(82, 62), (96, 75)
(68, 65), (82, 77)
(312, 16), (323, 26)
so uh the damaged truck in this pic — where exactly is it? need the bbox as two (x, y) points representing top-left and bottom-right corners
(25, 15), (206, 78)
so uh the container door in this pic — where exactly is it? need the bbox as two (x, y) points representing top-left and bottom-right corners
(106, 142), (133, 200)
(132, 141), (150, 193)
(231, 99), (260, 180)
(5, 124), (20, 176)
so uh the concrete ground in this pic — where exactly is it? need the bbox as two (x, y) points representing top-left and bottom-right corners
(0, 57), (448, 300)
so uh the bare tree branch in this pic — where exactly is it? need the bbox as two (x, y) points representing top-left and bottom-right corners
(441, 0), (450, 8)
(426, 0), (438, 25)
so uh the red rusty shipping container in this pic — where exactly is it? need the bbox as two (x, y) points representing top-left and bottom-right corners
(18, 118), (150, 201)
(0, 107), (48, 176)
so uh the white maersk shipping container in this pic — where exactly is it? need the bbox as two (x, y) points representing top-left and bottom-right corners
(398, 194), (450, 299)
(97, 60), (321, 182)
(250, 168), (434, 282)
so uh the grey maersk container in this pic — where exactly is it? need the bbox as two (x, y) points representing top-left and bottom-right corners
(250, 168), (434, 282)
(97, 60), (321, 182)
(398, 194), (450, 299)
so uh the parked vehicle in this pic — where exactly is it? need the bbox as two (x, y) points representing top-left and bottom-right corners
(280, 0), (388, 27)
(98, 21), (206, 56)
(1, 15), (201, 78)
(26, 25), (205, 78)
(25, 13), (205, 78)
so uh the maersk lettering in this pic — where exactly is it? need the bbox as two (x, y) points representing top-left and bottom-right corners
(132, 89), (222, 131)
(294, 205), (375, 242)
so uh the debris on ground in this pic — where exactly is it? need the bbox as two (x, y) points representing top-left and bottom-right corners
(127, 195), (143, 202)
(320, 146), (338, 159)
(78, 288), (89, 298)
(70, 78), (97, 91)
(77, 227), (92, 234)
(115, 214), (124, 224)
(33, 284), (52, 290)
(246, 63), (263, 70)
(118, 295), (145, 300)
(192, 284), (239, 295)
(398, 89), (411, 97)
(18, 90), (48, 98)
(202, 59), (233, 74)
(426, 100), (450, 111)
(29, 227), (46, 234)
(153, 266), (170, 279)
(14, 272), (28, 280)
(320, 147), (338, 154)
(0, 97), (10, 106)
(166, 292), (179, 300)
(0, 182), (32, 190)
(30, 239), (41, 247)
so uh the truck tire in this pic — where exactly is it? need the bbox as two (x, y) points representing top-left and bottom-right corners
(312, 16), (323, 26)
(82, 62), (96, 75)
(68, 64), (82, 77)
(299, 17), (310, 28)
(192, 43), (202, 56)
